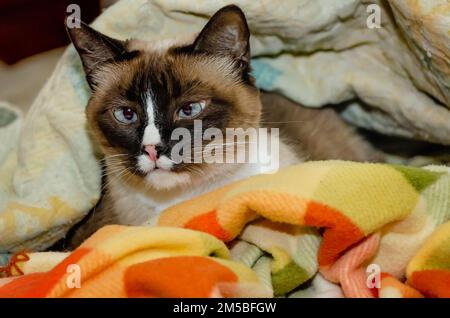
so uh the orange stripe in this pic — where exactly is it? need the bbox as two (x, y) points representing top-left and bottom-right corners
(304, 201), (364, 266)
(410, 270), (450, 298)
(0, 248), (90, 298)
(379, 275), (423, 298)
(124, 256), (238, 297)
(184, 210), (232, 241)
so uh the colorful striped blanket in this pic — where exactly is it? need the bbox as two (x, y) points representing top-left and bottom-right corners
(1, 161), (449, 298)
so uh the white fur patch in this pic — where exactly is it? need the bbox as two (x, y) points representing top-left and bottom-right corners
(137, 154), (155, 173)
(156, 155), (174, 170)
(142, 94), (161, 146)
(145, 169), (191, 190)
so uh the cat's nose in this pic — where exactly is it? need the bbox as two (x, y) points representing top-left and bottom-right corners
(144, 145), (158, 162)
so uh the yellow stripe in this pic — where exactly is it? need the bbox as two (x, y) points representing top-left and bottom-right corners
(311, 163), (419, 234)
(407, 221), (450, 276)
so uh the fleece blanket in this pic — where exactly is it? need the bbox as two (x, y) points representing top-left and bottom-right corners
(0, 227), (269, 298)
(1, 161), (449, 298)
(1, 0), (450, 254)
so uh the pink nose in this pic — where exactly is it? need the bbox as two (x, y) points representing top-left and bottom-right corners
(144, 145), (158, 162)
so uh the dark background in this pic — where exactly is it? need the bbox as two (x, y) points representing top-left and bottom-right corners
(0, 0), (100, 64)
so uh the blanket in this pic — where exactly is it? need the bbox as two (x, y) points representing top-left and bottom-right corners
(1, 0), (450, 254)
(1, 161), (449, 298)
(0, 226), (269, 297)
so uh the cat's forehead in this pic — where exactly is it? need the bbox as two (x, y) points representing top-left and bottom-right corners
(104, 41), (243, 101)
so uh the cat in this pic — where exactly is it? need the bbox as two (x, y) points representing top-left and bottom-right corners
(65, 5), (380, 248)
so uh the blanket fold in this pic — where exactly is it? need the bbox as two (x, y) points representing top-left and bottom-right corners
(0, 226), (270, 298)
(1, 161), (449, 298)
(1, 0), (450, 254)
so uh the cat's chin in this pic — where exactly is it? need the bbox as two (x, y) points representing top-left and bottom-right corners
(143, 169), (192, 190)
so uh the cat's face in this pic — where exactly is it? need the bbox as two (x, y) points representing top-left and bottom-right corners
(68, 5), (261, 190)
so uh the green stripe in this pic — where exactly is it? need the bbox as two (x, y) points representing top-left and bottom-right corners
(272, 261), (310, 296)
(390, 165), (443, 192)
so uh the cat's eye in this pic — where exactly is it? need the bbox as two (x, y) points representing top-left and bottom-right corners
(113, 107), (138, 124)
(177, 100), (207, 119)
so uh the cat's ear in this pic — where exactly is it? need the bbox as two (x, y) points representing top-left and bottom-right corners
(66, 21), (127, 88)
(192, 5), (250, 70)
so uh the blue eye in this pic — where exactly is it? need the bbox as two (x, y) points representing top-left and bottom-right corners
(178, 100), (206, 119)
(113, 107), (137, 124)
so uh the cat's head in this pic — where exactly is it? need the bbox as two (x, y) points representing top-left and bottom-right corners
(67, 5), (261, 190)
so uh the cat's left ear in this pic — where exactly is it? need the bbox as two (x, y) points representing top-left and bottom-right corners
(192, 5), (250, 71)
(66, 21), (128, 89)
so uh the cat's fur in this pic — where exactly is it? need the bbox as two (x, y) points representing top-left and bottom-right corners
(65, 5), (380, 248)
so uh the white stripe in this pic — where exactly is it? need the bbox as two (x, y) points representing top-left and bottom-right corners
(142, 92), (161, 146)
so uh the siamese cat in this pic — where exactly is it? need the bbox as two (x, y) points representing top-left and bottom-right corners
(66, 5), (380, 248)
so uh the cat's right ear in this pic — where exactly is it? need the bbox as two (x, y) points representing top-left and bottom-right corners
(66, 20), (127, 89)
(191, 5), (250, 72)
